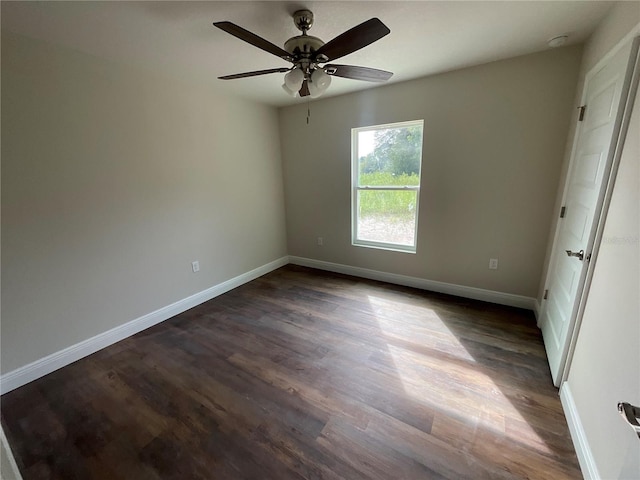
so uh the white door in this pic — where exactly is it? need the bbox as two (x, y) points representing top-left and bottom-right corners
(540, 39), (638, 385)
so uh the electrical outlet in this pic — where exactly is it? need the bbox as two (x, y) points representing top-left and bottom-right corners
(317, 237), (324, 246)
(489, 258), (498, 270)
(192, 261), (200, 273)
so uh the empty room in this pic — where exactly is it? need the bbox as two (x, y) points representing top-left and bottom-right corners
(1, 1), (639, 479)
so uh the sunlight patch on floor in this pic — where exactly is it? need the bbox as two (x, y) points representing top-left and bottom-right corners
(366, 294), (552, 454)
(366, 294), (475, 362)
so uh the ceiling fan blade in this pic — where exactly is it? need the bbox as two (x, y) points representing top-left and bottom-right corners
(214, 21), (292, 61)
(219, 68), (290, 80)
(325, 64), (393, 82)
(314, 18), (390, 62)
(299, 80), (310, 97)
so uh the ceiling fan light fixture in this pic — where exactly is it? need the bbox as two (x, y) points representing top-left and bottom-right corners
(311, 68), (331, 91)
(308, 80), (321, 98)
(282, 83), (298, 97)
(284, 68), (304, 91)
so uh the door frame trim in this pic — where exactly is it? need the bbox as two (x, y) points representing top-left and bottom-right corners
(556, 32), (640, 385)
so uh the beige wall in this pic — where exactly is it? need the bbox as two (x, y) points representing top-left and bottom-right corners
(558, 3), (640, 478)
(279, 46), (582, 298)
(1, 31), (288, 374)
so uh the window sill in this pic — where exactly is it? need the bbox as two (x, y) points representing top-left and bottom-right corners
(352, 241), (417, 254)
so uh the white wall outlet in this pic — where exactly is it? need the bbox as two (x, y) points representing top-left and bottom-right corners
(192, 261), (200, 273)
(317, 237), (324, 246)
(489, 258), (498, 270)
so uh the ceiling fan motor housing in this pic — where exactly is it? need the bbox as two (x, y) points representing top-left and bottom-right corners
(286, 9), (329, 71)
(284, 35), (324, 57)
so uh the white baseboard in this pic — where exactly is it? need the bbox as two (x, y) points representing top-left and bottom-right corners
(560, 382), (600, 479)
(0, 256), (289, 395)
(289, 256), (537, 311)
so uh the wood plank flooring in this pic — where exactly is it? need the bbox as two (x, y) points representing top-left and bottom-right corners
(1, 265), (581, 479)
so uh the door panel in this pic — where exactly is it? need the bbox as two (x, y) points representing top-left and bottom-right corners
(587, 77), (618, 130)
(556, 260), (577, 301)
(546, 296), (564, 348)
(565, 204), (589, 243)
(575, 151), (602, 187)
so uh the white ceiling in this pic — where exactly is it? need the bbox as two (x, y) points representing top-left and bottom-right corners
(2, 1), (615, 107)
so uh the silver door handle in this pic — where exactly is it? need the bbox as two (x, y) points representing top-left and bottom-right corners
(565, 249), (585, 261)
(618, 402), (640, 439)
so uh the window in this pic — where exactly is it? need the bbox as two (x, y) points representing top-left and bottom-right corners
(352, 120), (424, 253)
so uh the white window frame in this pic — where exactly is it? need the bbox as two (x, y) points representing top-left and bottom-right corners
(351, 119), (424, 253)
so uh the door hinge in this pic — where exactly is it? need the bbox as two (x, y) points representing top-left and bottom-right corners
(560, 206), (566, 218)
(544, 289), (549, 300)
(578, 105), (586, 122)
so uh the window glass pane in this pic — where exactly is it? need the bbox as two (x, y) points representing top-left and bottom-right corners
(357, 190), (417, 246)
(358, 126), (423, 186)
(352, 120), (423, 252)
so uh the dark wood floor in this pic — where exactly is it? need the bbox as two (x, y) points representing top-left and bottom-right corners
(2, 265), (581, 479)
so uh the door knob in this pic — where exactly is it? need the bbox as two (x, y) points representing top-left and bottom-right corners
(618, 402), (640, 439)
(565, 249), (585, 261)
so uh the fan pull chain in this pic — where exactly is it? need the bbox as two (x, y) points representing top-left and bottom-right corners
(306, 99), (311, 125)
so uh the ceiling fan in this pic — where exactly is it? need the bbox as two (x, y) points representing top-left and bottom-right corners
(213, 10), (393, 98)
